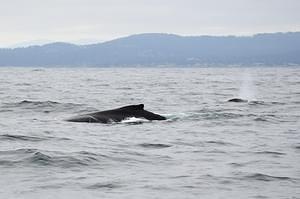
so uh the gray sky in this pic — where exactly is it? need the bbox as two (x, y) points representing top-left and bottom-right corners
(1, 0), (299, 47)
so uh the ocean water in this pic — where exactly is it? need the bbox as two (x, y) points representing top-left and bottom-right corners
(0, 67), (299, 199)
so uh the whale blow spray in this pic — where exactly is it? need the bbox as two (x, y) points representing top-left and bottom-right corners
(238, 70), (256, 101)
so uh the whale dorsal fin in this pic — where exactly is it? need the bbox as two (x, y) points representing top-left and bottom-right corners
(119, 104), (144, 111)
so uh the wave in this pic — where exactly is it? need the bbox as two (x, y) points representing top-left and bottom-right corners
(0, 134), (46, 142)
(202, 172), (295, 184)
(205, 140), (238, 146)
(138, 143), (172, 149)
(0, 148), (105, 168)
(1, 100), (96, 114)
(164, 108), (284, 124)
(248, 100), (266, 105)
(252, 151), (286, 156)
(227, 98), (287, 106)
(243, 173), (293, 182)
(253, 114), (282, 123)
(253, 117), (269, 122)
(0, 134), (71, 142)
(294, 145), (300, 149)
(86, 183), (121, 190)
(165, 111), (249, 122)
(15, 100), (59, 106)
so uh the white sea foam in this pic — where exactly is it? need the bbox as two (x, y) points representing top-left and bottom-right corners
(120, 117), (149, 124)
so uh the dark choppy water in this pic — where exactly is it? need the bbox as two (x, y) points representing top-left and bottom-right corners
(0, 67), (299, 199)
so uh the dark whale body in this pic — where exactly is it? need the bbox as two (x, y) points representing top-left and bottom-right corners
(228, 98), (248, 103)
(66, 104), (166, 123)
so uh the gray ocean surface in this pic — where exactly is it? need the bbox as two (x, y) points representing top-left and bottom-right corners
(0, 67), (299, 199)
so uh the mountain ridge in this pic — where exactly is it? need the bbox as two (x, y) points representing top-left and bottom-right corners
(0, 32), (299, 66)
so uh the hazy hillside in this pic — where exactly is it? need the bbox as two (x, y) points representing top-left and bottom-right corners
(0, 32), (299, 67)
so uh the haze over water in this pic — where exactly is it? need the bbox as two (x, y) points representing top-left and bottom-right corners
(0, 67), (299, 199)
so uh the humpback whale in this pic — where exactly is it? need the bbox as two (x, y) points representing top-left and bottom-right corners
(227, 98), (248, 103)
(66, 104), (166, 123)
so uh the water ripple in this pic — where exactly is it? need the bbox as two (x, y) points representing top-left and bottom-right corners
(253, 151), (286, 156)
(205, 140), (237, 146)
(138, 143), (172, 149)
(86, 182), (121, 189)
(0, 149), (105, 168)
(0, 134), (46, 142)
(1, 100), (95, 113)
(242, 173), (293, 182)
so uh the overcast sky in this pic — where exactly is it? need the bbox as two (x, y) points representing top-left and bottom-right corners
(0, 0), (299, 47)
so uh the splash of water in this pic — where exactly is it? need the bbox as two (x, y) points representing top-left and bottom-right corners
(120, 117), (149, 124)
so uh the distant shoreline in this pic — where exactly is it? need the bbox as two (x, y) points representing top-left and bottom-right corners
(1, 32), (299, 67)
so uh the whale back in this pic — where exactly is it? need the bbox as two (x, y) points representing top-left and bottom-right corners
(228, 98), (248, 103)
(66, 104), (166, 123)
